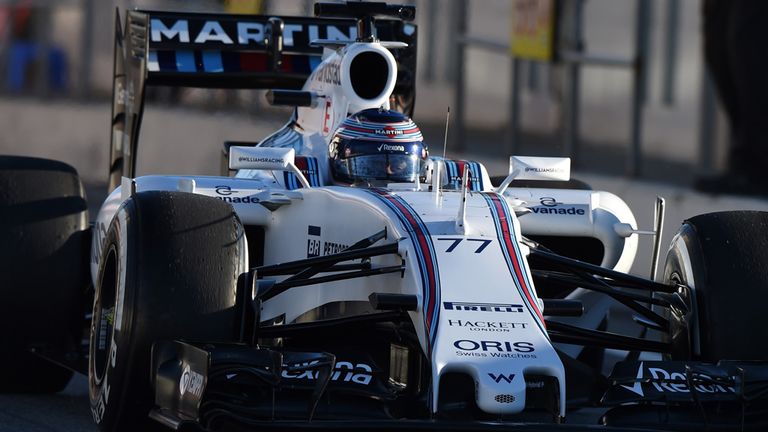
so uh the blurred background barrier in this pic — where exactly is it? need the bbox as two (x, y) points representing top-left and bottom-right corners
(0, 0), (730, 186)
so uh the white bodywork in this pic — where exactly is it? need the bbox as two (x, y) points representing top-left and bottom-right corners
(91, 34), (641, 419)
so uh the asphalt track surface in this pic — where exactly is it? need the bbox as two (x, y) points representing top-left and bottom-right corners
(0, 375), (95, 432)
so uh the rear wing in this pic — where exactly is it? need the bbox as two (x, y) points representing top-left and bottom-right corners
(108, 9), (417, 190)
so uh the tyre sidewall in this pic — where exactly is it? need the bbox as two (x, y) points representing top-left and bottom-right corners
(88, 192), (246, 431)
(89, 199), (138, 428)
(661, 223), (706, 360)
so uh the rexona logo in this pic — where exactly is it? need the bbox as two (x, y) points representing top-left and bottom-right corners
(377, 143), (406, 152)
(179, 364), (205, 398)
(448, 319), (528, 332)
(488, 373), (515, 384)
(620, 362), (737, 397)
(453, 340), (536, 359)
(282, 361), (373, 385)
(443, 302), (524, 313)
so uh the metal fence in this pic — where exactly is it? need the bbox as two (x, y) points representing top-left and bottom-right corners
(447, 0), (721, 179)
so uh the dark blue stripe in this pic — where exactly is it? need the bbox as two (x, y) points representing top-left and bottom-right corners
(444, 161), (457, 188)
(221, 51), (241, 72)
(309, 157), (320, 186)
(157, 50), (176, 71)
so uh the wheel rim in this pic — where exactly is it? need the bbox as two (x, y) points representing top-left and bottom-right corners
(90, 245), (118, 385)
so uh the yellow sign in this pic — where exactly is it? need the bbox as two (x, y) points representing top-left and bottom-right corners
(224, 0), (264, 15)
(510, 0), (557, 61)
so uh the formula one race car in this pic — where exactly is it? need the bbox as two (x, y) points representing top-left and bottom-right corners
(2, 2), (768, 432)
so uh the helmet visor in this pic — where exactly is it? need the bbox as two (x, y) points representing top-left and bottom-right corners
(334, 153), (427, 184)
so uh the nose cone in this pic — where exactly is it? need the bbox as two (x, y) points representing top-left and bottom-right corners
(474, 366), (528, 414)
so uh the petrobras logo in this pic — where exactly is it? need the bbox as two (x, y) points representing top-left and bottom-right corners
(377, 143), (406, 152)
(443, 302), (524, 313)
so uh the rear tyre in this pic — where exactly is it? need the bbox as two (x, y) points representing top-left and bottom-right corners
(662, 211), (768, 360)
(89, 191), (246, 431)
(0, 156), (89, 393)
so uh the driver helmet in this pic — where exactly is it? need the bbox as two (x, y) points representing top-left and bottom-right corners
(329, 109), (428, 186)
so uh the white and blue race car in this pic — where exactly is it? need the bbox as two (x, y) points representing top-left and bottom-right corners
(1, 2), (767, 431)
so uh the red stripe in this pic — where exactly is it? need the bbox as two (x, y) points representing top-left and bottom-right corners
(491, 196), (546, 326)
(342, 125), (374, 133)
(240, 52), (267, 71)
(294, 156), (309, 170)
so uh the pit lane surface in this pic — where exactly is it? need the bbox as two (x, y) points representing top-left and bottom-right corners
(0, 376), (94, 432)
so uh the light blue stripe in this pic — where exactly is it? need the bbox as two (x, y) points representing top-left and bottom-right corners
(175, 50), (196, 72)
(470, 162), (482, 190)
(147, 50), (160, 72)
(202, 50), (223, 72)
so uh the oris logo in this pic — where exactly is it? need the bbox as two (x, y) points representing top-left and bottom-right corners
(454, 340), (535, 353)
(453, 340), (537, 359)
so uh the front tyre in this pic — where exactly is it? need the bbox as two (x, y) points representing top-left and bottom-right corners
(662, 211), (768, 361)
(89, 191), (247, 431)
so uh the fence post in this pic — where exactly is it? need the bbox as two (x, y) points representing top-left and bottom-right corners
(507, 57), (521, 157)
(698, 69), (718, 173)
(79, 0), (94, 99)
(628, 0), (651, 177)
(562, 0), (584, 167)
(661, 0), (680, 106)
(451, 0), (468, 153)
(423, 0), (437, 82)
(34, 4), (52, 97)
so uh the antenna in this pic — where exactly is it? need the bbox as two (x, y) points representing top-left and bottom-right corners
(442, 106), (450, 160)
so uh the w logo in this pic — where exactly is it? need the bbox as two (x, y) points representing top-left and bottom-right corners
(488, 373), (515, 384)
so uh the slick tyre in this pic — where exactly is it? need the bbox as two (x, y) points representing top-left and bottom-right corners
(663, 211), (768, 360)
(0, 156), (89, 393)
(89, 191), (246, 431)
